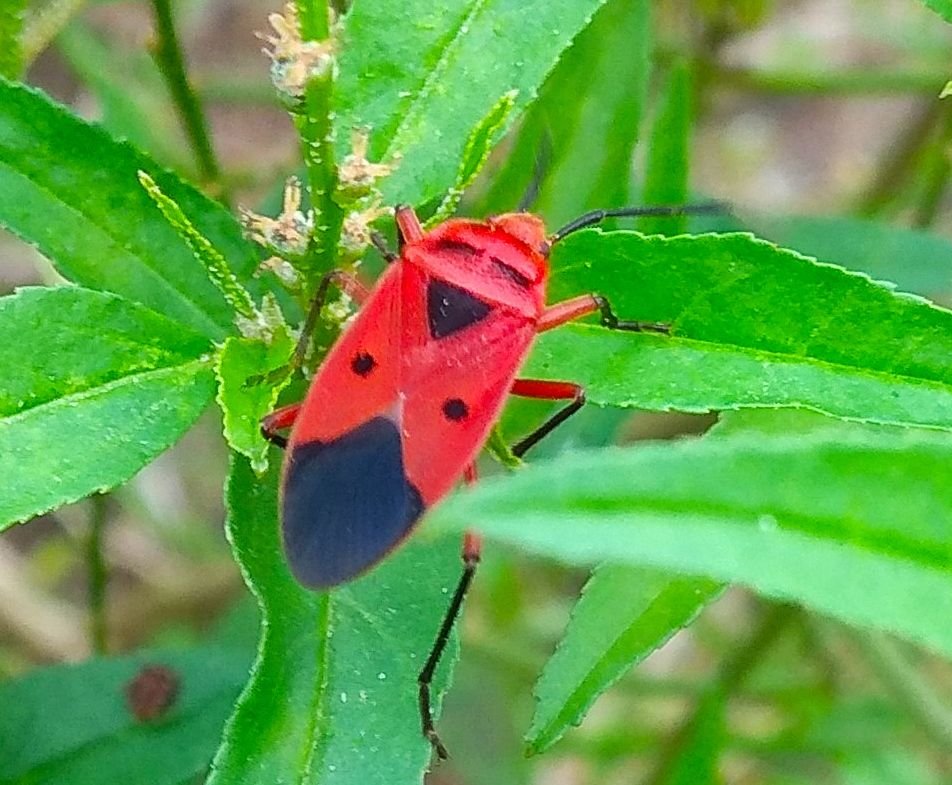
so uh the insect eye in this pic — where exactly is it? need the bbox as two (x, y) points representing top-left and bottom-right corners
(442, 398), (469, 421)
(351, 352), (376, 377)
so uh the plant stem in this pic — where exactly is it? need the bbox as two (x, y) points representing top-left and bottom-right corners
(20, 0), (86, 65)
(149, 0), (225, 199)
(294, 0), (343, 282)
(87, 493), (109, 654)
(856, 101), (941, 217)
(913, 102), (952, 227)
(708, 62), (942, 96)
(647, 602), (798, 785)
(852, 630), (952, 753)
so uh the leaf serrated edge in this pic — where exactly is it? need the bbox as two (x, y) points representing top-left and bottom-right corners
(526, 571), (719, 754)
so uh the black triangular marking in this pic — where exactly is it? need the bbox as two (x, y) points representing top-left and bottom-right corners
(426, 279), (492, 339)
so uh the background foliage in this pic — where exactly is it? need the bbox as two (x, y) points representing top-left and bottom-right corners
(1, 1), (952, 784)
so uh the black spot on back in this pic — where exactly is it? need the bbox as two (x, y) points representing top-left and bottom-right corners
(283, 417), (425, 588)
(442, 398), (469, 421)
(490, 256), (532, 288)
(427, 279), (492, 339)
(351, 351), (376, 377)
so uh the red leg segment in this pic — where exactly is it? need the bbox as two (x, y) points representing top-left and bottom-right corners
(539, 294), (669, 334)
(509, 379), (586, 458)
(462, 464), (483, 563)
(537, 294), (600, 332)
(260, 402), (303, 449)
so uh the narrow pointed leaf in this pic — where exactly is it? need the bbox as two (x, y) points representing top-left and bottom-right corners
(525, 231), (952, 430)
(527, 566), (719, 754)
(429, 429), (952, 656)
(920, 1), (952, 23)
(0, 287), (214, 529)
(0, 79), (257, 339)
(478, 0), (653, 223)
(0, 0), (25, 78)
(338, 0), (611, 206)
(209, 456), (462, 785)
(427, 90), (518, 226)
(214, 329), (293, 473)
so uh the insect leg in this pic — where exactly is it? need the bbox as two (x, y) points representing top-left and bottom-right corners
(370, 230), (397, 263)
(289, 269), (370, 371)
(259, 402), (303, 449)
(418, 464), (481, 761)
(509, 379), (586, 457)
(538, 294), (669, 335)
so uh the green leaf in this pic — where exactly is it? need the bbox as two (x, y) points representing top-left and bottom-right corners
(526, 231), (952, 430)
(0, 646), (250, 785)
(338, 0), (611, 206)
(137, 171), (260, 326)
(639, 60), (693, 235)
(214, 329), (293, 473)
(210, 455), (464, 785)
(0, 0), (25, 79)
(427, 90), (518, 226)
(527, 566), (719, 754)
(55, 23), (184, 165)
(0, 287), (214, 529)
(920, 1), (952, 24)
(744, 213), (952, 304)
(0, 78), (258, 339)
(428, 429), (952, 656)
(478, 0), (653, 224)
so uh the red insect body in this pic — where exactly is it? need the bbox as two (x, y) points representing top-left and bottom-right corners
(276, 209), (557, 588)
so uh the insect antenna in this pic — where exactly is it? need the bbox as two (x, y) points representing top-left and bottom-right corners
(550, 201), (728, 243)
(516, 130), (553, 213)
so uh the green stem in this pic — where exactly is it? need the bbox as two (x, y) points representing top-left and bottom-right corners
(852, 630), (952, 752)
(708, 62), (942, 96)
(199, 80), (281, 105)
(21, 0), (86, 65)
(294, 0), (342, 282)
(149, 0), (225, 199)
(856, 101), (941, 217)
(647, 602), (798, 785)
(87, 493), (108, 654)
(913, 102), (952, 228)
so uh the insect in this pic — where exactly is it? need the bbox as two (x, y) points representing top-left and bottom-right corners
(261, 202), (712, 757)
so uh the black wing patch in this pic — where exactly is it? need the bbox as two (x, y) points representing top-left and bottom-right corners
(282, 417), (425, 588)
(427, 279), (492, 339)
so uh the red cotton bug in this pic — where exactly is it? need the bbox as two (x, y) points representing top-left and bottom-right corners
(261, 201), (715, 758)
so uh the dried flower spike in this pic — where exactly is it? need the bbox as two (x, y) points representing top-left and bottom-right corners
(240, 176), (313, 259)
(338, 128), (396, 200)
(259, 2), (335, 99)
(339, 200), (393, 258)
